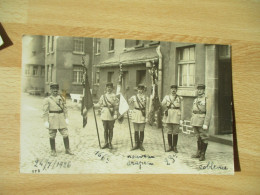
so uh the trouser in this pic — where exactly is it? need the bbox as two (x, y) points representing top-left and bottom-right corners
(102, 120), (115, 144)
(193, 126), (209, 143)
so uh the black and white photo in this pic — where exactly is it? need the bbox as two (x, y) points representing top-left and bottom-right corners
(20, 35), (234, 174)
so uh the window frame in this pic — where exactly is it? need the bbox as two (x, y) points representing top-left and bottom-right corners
(108, 38), (115, 53)
(177, 46), (196, 88)
(72, 65), (84, 85)
(73, 37), (85, 54)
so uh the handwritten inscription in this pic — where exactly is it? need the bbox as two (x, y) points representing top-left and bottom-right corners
(127, 154), (155, 170)
(94, 151), (110, 163)
(164, 154), (177, 165)
(33, 158), (71, 172)
(199, 161), (228, 170)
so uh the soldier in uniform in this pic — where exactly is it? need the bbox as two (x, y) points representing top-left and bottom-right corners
(128, 84), (149, 151)
(161, 85), (183, 153)
(190, 84), (211, 161)
(43, 83), (73, 157)
(96, 82), (118, 149)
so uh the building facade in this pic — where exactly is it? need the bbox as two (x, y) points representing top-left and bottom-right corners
(44, 36), (93, 96)
(93, 38), (232, 136)
(22, 35), (45, 94)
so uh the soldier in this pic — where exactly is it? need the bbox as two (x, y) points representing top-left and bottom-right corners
(128, 84), (149, 151)
(43, 83), (73, 157)
(161, 85), (183, 153)
(96, 82), (118, 149)
(190, 84), (211, 161)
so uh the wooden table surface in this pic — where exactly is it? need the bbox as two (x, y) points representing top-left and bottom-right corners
(0, 0), (259, 194)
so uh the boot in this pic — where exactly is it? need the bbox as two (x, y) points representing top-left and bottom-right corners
(139, 131), (145, 151)
(50, 138), (57, 157)
(173, 134), (178, 153)
(108, 129), (113, 149)
(131, 131), (139, 150)
(166, 134), (173, 152)
(102, 129), (109, 149)
(191, 137), (201, 158)
(63, 137), (74, 155)
(199, 142), (208, 161)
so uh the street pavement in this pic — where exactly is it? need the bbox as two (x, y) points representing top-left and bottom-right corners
(20, 93), (234, 174)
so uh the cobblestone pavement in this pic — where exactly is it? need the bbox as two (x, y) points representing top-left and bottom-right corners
(20, 93), (234, 174)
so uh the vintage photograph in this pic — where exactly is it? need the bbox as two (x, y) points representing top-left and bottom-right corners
(20, 35), (234, 174)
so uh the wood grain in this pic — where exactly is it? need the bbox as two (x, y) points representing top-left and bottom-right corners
(0, 0), (260, 194)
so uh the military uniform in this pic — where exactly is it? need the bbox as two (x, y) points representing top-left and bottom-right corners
(161, 85), (183, 153)
(43, 83), (73, 157)
(97, 83), (119, 149)
(129, 85), (149, 151)
(191, 84), (211, 161)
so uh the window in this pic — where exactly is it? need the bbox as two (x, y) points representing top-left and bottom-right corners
(125, 40), (143, 48)
(33, 66), (38, 76)
(42, 36), (45, 49)
(177, 46), (195, 87)
(219, 45), (230, 58)
(47, 36), (54, 53)
(74, 37), (84, 53)
(121, 71), (129, 91)
(41, 67), (45, 76)
(25, 66), (30, 75)
(107, 72), (114, 82)
(46, 65), (49, 82)
(136, 40), (141, 45)
(73, 65), (83, 84)
(50, 64), (53, 82)
(50, 36), (54, 52)
(95, 71), (100, 84)
(109, 39), (115, 51)
(136, 70), (146, 85)
(95, 38), (101, 54)
(46, 36), (50, 53)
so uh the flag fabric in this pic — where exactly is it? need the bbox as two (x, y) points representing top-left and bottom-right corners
(81, 72), (93, 128)
(118, 93), (129, 115)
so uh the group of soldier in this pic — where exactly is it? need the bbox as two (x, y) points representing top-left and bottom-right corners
(43, 82), (211, 161)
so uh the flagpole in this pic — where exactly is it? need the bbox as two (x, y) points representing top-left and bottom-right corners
(82, 56), (101, 149)
(92, 106), (101, 148)
(161, 125), (166, 152)
(127, 111), (133, 148)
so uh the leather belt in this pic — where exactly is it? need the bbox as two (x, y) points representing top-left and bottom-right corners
(193, 111), (206, 114)
(49, 110), (63, 113)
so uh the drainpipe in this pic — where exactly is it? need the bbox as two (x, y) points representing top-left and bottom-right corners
(156, 45), (163, 128)
(156, 45), (163, 100)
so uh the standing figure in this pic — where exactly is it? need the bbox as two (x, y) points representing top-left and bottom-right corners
(190, 84), (211, 161)
(161, 85), (183, 153)
(128, 84), (149, 151)
(43, 83), (73, 157)
(96, 82), (118, 149)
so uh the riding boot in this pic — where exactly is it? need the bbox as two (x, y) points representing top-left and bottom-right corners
(139, 131), (145, 151)
(102, 129), (109, 149)
(173, 134), (178, 153)
(63, 137), (74, 155)
(108, 129), (113, 149)
(131, 131), (139, 150)
(50, 138), (57, 157)
(191, 137), (201, 158)
(166, 134), (173, 152)
(199, 142), (208, 161)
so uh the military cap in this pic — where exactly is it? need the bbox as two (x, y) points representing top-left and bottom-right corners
(106, 82), (114, 88)
(50, 83), (59, 89)
(137, 84), (146, 90)
(197, 84), (206, 89)
(170, 85), (178, 89)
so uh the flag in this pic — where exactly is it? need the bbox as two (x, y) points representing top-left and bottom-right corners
(118, 93), (129, 116)
(81, 71), (93, 128)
